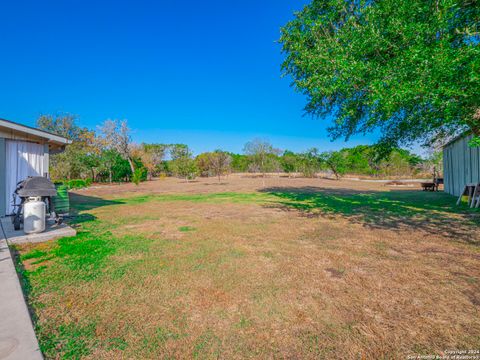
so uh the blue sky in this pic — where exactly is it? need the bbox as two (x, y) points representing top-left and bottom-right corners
(0, 0), (393, 155)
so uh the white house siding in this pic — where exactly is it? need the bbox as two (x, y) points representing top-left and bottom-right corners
(5, 140), (45, 214)
(0, 137), (49, 216)
(0, 119), (70, 217)
(443, 133), (480, 196)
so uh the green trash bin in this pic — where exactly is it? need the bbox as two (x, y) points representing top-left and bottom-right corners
(53, 183), (70, 215)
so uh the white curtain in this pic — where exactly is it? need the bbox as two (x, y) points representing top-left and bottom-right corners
(5, 140), (44, 215)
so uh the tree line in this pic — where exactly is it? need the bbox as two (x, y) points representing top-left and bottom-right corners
(39, 114), (441, 184)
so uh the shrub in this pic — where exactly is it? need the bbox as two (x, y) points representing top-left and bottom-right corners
(132, 168), (146, 185)
(62, 179), (92, 189)
(170, 157), (198, 181)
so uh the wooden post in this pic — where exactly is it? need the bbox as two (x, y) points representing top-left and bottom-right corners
(467, 184), (474, 206)
(471, 184), (480, 208)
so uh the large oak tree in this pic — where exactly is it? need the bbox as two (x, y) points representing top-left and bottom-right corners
(280, 0), (480, 148)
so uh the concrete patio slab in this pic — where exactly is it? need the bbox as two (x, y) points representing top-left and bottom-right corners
(0, 223), (43, 360)
(0, 218), (76, 245)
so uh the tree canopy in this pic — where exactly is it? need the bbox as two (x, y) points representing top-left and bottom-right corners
(195, 151), (232, 181)
(280, 0), (480, 148)
(243, 139), (281, 177)
(37, 114), (86, 141)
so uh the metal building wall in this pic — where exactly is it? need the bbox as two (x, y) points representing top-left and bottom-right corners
(443, 133), (480, 196)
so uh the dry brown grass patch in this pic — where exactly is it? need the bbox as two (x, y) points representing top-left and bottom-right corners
(15, 177), (480, 359)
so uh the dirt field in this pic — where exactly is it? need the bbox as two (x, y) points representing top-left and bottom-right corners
(16, 175), (480, 359)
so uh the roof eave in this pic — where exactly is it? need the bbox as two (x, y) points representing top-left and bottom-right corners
(442, 130), (472, 149)
(0, 118), (71, 145)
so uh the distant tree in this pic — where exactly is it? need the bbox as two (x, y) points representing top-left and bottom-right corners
(340, 146), (372, 176)
(82, 152), (101, 182)
(195, 151), (232, 180)
(132, 168), (146, 186)
(147, 144), (167, 178)
(243, 139), (281, 184)
(96, 149), (116, 183)
(170, 145), (197, 181)
(48, 145), (87, 180)
(320, 151), (347, 180)
(171, 158), (197, 181)
(99, 119), (135, 174)
(37, 113), (84, 141)
(108, 151), (131, 182)
(131, 143), (166, 180)
(378, 149), (423, 178)
(423, 150), (443, 177)
(364, 148), (382, 177)
(229, 153), (249, 172)
(299, 148), (322, 178)
(281, 150), (301, 177)
(37, 114), (99, 180)
(169, 144), (190, 161)
(209, 151), (232, 181)
(280, 0), (480, 148)
(195, 152), (213, 177)
(380, 151), (412, 178)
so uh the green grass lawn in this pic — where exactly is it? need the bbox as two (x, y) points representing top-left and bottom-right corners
(13, 188), (480, 359)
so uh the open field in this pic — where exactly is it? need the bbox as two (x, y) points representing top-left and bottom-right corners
(14, 175), (480, 359)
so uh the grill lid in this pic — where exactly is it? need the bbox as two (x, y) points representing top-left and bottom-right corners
(15, 176), (57, 197)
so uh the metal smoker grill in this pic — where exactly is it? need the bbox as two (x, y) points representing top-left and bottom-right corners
(12, 176), (60, 231)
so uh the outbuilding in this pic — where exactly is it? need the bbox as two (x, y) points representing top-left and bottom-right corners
(0, 118), (70, 216)
(443, 132), (480, 197)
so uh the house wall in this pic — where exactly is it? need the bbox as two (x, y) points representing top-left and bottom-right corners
(43, 144), (49, 177)
(0, 136), (50, 217)
(0, 129), (46, 142)
(443, 133), (480, 196)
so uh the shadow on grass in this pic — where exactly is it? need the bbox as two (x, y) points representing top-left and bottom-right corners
(260, 186), (480, 245)
(67, 193), (125, 227)
(69, 193), (125, 212)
